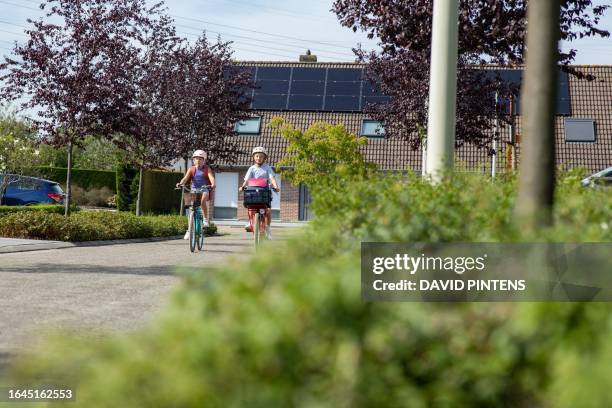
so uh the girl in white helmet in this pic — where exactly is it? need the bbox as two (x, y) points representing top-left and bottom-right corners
(240, 146), (280, 239)
(177, 150), (216, 239)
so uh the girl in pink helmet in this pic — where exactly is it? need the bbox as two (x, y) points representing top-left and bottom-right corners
(177, 150), (215, 239)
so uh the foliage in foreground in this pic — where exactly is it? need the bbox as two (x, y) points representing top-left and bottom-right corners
(4, 171), (612, 407)
(0, 211), (216, 241)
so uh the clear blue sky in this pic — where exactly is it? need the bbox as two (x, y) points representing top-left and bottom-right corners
(0, 0), (610, 63)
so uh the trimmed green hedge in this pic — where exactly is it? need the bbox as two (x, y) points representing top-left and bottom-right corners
(26, 167), (116, 190)
(140, 170), (184, 214)
(0, 211), (216, 241)
(0, 204), (79, 217)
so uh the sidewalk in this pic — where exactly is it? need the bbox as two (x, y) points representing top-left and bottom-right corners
(0, 237), (74, 254)
(0, 223), (306, 254)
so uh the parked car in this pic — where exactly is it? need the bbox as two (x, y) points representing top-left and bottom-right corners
(581, 166), (612, 188)
(0, 175), (65, 205)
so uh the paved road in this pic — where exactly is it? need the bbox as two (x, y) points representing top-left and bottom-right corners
(0, 226), (287, 372)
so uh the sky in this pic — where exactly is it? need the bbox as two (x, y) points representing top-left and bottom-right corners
(0, 0), (611, 64)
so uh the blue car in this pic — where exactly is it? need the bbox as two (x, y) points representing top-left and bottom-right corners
(1, 175), (65, 206)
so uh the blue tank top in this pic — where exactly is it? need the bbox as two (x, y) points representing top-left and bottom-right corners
(192, 166), (208, 188)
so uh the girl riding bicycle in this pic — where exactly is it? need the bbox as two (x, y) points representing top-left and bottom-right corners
(240, 146), (280, 239)
(177, 150), (215, 239)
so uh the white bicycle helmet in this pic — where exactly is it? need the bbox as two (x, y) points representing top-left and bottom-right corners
(192, 149), (206, 159)
(252, 146), (267, 157)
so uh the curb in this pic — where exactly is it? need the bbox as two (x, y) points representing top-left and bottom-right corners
(0, 236), (185, 254)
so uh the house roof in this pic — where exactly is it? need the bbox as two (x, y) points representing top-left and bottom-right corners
(218, 64), (612, 173)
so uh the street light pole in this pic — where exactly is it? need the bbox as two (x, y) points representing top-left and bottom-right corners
(425, 0), (459, 182)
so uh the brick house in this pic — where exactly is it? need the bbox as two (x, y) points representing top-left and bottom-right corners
(182, 59), (611, 222)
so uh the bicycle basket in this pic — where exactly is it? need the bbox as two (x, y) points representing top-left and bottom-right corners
(243, 186), (271, 207)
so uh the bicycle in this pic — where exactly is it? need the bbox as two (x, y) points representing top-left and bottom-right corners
(177, 184), (211, 253)
(242, 181), (278, 249)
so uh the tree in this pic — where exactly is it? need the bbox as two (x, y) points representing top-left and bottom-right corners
(168, 36), (253, 168)
(515, 0), (562, 229)
(274, 118), (376, 186)
(332, 0), (609, 149)
(0, 0), (161, 215)
(109, 9), (184, 216)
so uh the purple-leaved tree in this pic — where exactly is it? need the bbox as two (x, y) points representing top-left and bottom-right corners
(0, 0), (165, 215)
(166, 35), (253, 170)
(333, 0), (610, 150)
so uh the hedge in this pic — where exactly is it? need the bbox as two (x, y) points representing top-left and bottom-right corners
(0, 204), (75, 217)
(139, 170), (184, 214)
(0, 210), (216, 241)
(26, 166), (116, 190)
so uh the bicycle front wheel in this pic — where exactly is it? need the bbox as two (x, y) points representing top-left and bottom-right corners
(196, 211), (204, 251)
(189, 211), (196, 253)
(253, 213), (260, 248)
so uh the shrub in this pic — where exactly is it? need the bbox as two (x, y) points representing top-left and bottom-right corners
(0, 211), (216, 241)
(0, 204), (77, 217)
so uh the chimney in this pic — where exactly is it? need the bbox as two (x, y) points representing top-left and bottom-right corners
(299, 49), (317, 62)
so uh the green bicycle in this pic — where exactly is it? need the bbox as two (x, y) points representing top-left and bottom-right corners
(178, 185), (210, 253)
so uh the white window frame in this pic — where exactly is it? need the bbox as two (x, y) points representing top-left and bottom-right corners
(235, 117), (262, 135)
(564, 118), (596, 143)
(360, 119), (385, 137)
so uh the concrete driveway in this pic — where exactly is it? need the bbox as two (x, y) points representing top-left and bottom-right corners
(0, 225), (284, 372)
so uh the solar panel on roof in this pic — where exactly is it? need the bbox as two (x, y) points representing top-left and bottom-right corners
(324, 95), (360, 112)
(326, 81), (361, 96)
(256, 67), (291, 80)
(251, 94), (288, 110)
(256, 79), (290, 94)
(326, 68), (363, 81)
(288, 95), (324, 111)
(290, 80), (325, 95)
(292, 67), (326, 81)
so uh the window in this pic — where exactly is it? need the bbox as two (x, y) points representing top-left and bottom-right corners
(235, 117), (261, 135)
(564, 119), (595, 143)
(360, 120), (385, 137)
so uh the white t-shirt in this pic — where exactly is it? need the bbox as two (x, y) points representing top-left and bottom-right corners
(244, 164), (275, 182)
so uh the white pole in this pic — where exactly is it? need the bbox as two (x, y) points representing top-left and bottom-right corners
(492, 91), (498, 178)
(425, 0), (460, 182)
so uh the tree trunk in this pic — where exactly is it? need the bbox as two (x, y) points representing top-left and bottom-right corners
(64, 141), (73, 216)
(515, 0), (561, 231)
(136, 164), (144, 216)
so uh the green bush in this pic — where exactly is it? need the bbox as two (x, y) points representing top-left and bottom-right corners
(27, 167), (116, 190)
(0, 211), (216, 241)
(0, 204), (76, 217)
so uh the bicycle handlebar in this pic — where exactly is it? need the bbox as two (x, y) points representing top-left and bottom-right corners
(175, 184), (213, 193)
